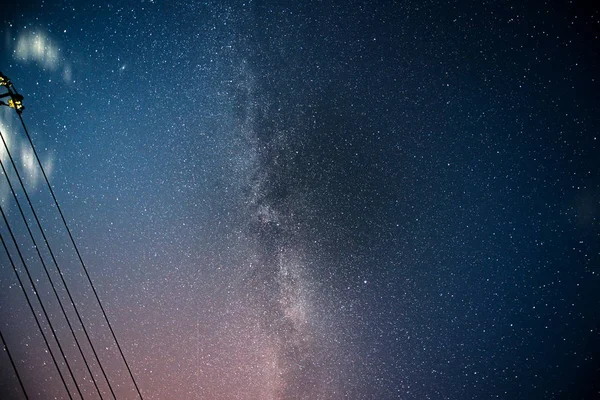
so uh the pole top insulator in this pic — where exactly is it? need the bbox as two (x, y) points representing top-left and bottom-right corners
(0, 73), (24, 114)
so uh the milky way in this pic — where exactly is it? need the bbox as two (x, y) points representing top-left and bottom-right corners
(221, 57), (347, 398)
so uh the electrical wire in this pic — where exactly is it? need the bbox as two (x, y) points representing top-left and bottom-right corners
(0, 327), (29, 399)
(0, 130), (107, 399)
(0, 229), (73, 400)
(14, 89), (145, 399)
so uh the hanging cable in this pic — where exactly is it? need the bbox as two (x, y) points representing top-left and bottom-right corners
(0, 130), (107, 399)
(2, 71), (144, 398)
(0, 230), (73, 400)
(12, 97), (146, 399)
(0, 327), (30, 400)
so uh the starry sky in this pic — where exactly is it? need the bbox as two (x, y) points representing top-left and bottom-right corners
(0, 0), (599, 399)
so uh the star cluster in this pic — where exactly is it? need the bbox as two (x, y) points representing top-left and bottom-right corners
(0, 1), (599, 399)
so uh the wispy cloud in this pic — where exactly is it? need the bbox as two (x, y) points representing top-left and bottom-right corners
(13, 30), (72, 83)
(0, 111), (54, 207)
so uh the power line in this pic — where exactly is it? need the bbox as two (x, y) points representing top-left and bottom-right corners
(0, 230), (73, 400)
(0, 327), (29, 400)
(0, 130), (107, 399)
(10, 76), (145, 399)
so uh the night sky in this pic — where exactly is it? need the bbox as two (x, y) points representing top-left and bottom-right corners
(1, 1), (599, 399)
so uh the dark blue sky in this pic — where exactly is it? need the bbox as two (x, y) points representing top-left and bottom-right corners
(1, 1), (599, 399)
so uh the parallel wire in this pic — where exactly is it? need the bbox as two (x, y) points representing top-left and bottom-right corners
(0, 229), (73, 400)
(0, 327), (30, 399)
(0, 130), (107, 399)
(15, 100), (145, 399)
